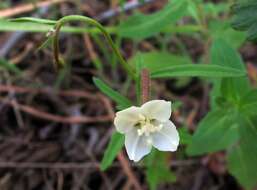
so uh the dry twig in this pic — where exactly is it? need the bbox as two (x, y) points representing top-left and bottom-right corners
(0, 98), (112, 124)
(0, 0), (70, 18)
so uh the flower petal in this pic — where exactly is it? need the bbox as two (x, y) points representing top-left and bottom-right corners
(141, 100), (171, 122)
(152, 120), (179, 151)
(114, 106), (141, 133)
(125, 128), (152, 162)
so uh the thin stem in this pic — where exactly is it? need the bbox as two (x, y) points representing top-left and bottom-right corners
(52, 15), (136, 80)
(141, 68), (150, 104)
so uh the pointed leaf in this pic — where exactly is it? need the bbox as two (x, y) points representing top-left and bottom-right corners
(151, 64), (246, 78)
(228, 116), (257, 189)
(187, 109), (239, 156)
(9, 17), (56, 25)
(129, 52), (192, 73)
(240, 89), (257, 116)
(100, 132), (125, 171)
(211, 38), (250, 102)
(93, 77), (132, 110)
(117, 0), (187, 39)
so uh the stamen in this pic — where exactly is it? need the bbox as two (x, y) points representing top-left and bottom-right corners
(156, 124), (163, 131)
(138, 114), (145, 120)
(135, 114), (163, 136)
(137, 129), (143, 136)
(146, 138), (152, 145)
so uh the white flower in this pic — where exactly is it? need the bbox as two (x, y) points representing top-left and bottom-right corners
(114, 100), (179, 162)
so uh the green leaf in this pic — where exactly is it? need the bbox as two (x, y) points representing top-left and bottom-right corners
(93, 77), (132, 110)
(209, 20), (246, 48)
(0, 19), (115, 34)
(239, 89), (257, 116)
(0, 58), (22, 75)
(210, 38), (250, 102)
(129, 52), (192, 73)
(203, 2), (229, 17)
(187, 109), (239, 156)
(231, 0), (257, 41)
(9, 17), (56, 25)
(178, 127), (192, 145)
(100, 132), (125, 171)
(228, 116), (257, 190)
(151, 64), (246, 79)
(145, 149), (176, 190)
(117, 0), (187, 39)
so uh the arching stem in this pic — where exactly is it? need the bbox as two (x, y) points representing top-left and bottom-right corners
(52, 15), (136, 80)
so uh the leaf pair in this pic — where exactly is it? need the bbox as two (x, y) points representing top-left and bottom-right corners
(187, 38), (257, 190)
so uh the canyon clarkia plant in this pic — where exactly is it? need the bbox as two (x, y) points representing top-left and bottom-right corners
(114, 100), (179, 162)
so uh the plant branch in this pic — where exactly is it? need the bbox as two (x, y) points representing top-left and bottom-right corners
(52, 15), (136, 79)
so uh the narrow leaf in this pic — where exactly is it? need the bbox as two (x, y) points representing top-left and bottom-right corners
(117, 0), (187, 39)
(100, 132), (125, 171)
(129, 52), (192, 73)
(151, 64), (246, 79)
(0, 19), (115, 34)
(93, 77), (132, 109)
(9, 17), (56, 25)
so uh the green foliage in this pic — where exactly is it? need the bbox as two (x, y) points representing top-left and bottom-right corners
(211, 38), (250, 102)
(93, 77), (132, 171)
(228, 116), (257, 190)
(100, 132), (125, 171)
(187, 109), (239, 155)
(129, 52), (192, 73)
(151, 64), (246, 79)
(189, 38), (257, 189)
(117, 0), (187, 39)
(93, 77), (132, 110)
(9, 17), (56, 24)
(231, 0), (257, 40)
(203, 2), (229, 17)
(209, 21), (246, 48)
(239, 89), (257, 116)
(145, 149), (176, 190)
(0, 19), (115, 34)
(178, 127), (192, 145)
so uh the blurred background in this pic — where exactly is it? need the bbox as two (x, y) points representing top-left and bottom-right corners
(0, 0), (257, 190)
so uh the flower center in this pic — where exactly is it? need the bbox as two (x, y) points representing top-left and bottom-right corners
(135, 114), (163, 137)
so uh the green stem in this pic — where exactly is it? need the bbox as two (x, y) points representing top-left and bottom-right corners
(52, 15), (136, 80)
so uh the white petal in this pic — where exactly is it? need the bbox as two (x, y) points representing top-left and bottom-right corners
(141, 100), (171, 122)
(152, 120), (179, 151)
(114, 106), (141, 133)
(125, 128), (152, 162)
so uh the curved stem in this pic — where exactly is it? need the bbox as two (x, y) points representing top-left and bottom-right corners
(52, 15), (136, 80)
